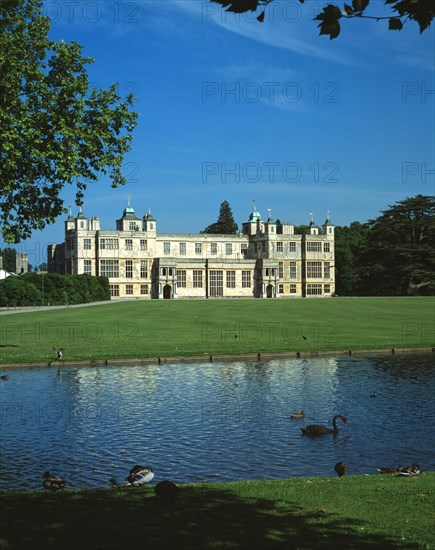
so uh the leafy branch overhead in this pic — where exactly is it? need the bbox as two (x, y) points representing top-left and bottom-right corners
(0, 0), (139, 243)
(211, 0), (434, 39)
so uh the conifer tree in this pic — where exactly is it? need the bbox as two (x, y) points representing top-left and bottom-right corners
(362, 195), (435, 295)
(201, 201), (238, 234)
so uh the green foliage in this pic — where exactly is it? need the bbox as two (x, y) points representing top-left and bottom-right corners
(0, 273), (110, 306)
(34, 262), (48, 272)
(201, 200), (238, 234)
(293, 224), (309, 235)
(334, 222), (369, 295)
(315, 3), (342, 40)
(0, 0), (139, 243)
(0, 276), (42, 306)
(363, 195), (435, 296)
(0, 247), (17, 272)
(211, 0), (434, 39)
(334, 195), (435, 296)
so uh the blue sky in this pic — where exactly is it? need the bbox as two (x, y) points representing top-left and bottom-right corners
(8, 0), (435, 265)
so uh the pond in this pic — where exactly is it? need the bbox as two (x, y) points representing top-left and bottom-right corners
(0, 354), (434, 492)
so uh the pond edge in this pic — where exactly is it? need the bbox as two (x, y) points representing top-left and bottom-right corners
(1, 346), (434, 369)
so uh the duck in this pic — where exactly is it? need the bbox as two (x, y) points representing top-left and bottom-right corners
(154, 480), (180, 498)
(370, 392), (377, 398)
(126, 465), (154, 486)
(334, 461), (348, 477)
(397, 463), (421, 477)
(1, 375), (9, 381)
(53, 347), (64, 360)
(290, 411), (305, 419)
(301, 415), (348, 436)
(43, 471), (66, 491)
(377, 466), (403, 474)
(109, 465), (155, 488)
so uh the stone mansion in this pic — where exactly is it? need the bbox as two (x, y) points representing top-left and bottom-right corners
(47, 202), (335, 299)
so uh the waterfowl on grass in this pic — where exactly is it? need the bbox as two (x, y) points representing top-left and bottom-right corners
(126, 465), (154, 486)
(53, 347), (64, 360)
(334, 462), (348, 477)
(109, 465), (155, 488)
(397, 463), (421, 477)
(109, 477), (119, 488)
(154, 480), (180, 498)
(290, 411), (305, 419)
(301, 415), (348, 436)
(377, 466), (403, 474)
(43, 472), (65, 491)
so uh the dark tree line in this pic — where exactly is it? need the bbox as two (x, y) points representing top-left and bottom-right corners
(0, 248), (18, 273)
(0, 273), (110, 307)
(335, 195), (435, 296)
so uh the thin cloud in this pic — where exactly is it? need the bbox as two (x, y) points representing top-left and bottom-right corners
(197, 61), (299, 81)
(172, 0), (355, 65)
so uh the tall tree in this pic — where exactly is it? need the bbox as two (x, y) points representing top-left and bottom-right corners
(0, 0), (138, 243)
(201, 201), (239, 234)
(0, 248), (17, 273)
(334, 222), (369, 295)
(211, 0), (434, 40)
(363, 195), (435, 295)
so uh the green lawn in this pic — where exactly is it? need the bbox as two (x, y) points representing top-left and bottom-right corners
(0, 297), (433, 365)
(1, 473), (434, 549)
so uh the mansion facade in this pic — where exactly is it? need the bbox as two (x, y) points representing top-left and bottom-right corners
(47, 203), (335, 299)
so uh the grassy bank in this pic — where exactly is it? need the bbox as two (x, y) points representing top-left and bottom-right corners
(1, 473), (434, 549)
(0, 297), (434, 365)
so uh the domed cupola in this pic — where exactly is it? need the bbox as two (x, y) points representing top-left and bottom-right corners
(243, 200), (262, 236)
(116, 196), (141, 231)
(308, 212), (319, 235)
(322, 210), (335, 236)
(75, 207), (87, 230)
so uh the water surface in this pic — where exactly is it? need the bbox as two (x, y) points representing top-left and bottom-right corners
(1, 354), (434, 492)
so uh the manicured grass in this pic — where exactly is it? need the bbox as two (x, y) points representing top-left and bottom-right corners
(0, 297), (433, 365)
(1, 473), (434, 549)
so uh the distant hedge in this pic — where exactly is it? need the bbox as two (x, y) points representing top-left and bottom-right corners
(0, 273), (110, 307)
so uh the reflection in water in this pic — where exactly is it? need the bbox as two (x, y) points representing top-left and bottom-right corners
(0, 354), (433, 492)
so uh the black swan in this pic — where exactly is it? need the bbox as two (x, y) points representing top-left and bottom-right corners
(301, 415), (348, 436)
(334, 462), (348, 477)
(43, 472), (65, 491)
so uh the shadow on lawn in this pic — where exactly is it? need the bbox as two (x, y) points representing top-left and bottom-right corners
(0, 485), (418, 550)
